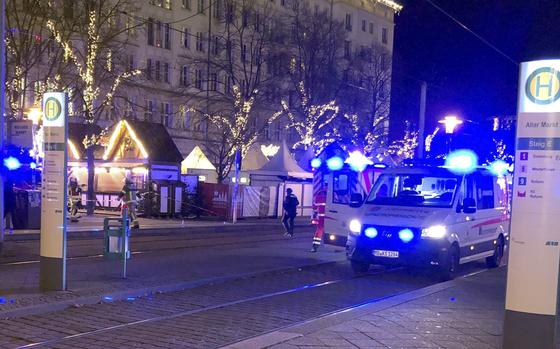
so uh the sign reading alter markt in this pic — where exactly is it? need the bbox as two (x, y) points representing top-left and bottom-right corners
(40, 92), (68, 291)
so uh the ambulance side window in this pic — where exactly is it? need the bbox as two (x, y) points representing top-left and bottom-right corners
(333, 173), (350, 204)
(476, 175), (495, 210)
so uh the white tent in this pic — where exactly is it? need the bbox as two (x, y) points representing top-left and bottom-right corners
(250, 141), (312, 179)
(181, 146), (216, 174)
(242, 142), (269, 171)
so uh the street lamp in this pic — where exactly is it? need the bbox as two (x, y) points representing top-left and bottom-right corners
(438, 115), (463, 134)
(26, 107), (43, 125)
(438, 115), (463, 153)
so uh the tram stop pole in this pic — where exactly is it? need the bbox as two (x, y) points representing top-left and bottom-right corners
(503, 59), (560, 348)
(39, 92), (68, 291)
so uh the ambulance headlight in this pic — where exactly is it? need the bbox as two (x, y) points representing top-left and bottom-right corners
(349, 219), (362, 234)
(421, 225), (447, 239)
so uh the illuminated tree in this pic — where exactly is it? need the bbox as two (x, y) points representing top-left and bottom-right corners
(46, 0), (140, 214)
(280, 81), (340, 153)
(182, 0), (285, 182)
(5, 0), (75, 118)
(385, 126), (418, 163)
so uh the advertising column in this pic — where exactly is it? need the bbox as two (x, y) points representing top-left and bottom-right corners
(40, 92), (68, 291)
(503, 60), (560, 348)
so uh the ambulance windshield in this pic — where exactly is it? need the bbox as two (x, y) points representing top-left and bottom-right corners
(366, 173), (459, 207)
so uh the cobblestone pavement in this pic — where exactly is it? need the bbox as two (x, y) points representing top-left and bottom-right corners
(267, 268), (505, 349)
(227, 267), (540, 349)
(0, 260), (465, 349)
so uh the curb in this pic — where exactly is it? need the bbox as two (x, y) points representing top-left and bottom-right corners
(220, 271), (487, 349)
(0, 260), (338, 319)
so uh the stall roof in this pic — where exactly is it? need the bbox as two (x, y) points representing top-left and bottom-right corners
(104, 120), (183, 164)
(250, 141), (312, 178)
(242, 142), (269, 171)
(182, 146), (216, 173)
(68, 123), (104, 160)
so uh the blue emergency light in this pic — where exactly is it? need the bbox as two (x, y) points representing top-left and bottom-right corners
(310, 158), (322, 169)
(488, 160), (509, 176)
(444, 149), (478, 175)
(326, 156), (344, 171)
(345, 151), (373, 172)
(3, 156), (21, 171)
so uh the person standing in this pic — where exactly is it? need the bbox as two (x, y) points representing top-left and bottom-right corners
(119, 177), (139, 229)
(68, 176), (82, 222)
(282, 188), (299, 237)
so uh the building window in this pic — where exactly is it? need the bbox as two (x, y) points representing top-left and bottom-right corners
(155, 20), (162, 47)
(224, 75), (232, 93)
(209, 72), (217, 91)
(147, 18), (154, 46)
(127, 54), (134, 71)
(182, 28), (190, 49)
(214, 0), (223, 19)
(162, 102), (172, 126)
(155, 60), (161, 81)
(182, 0), (191, 9)
(344, 41), (351, 58)
(274, 122), (281, 140)
(146, 59), (153, 79)
(180, 65), (189, 86)
(197, 0), (205, 14)
(196, 32), (204, 52)
(345, 13), (352, 31)
(125, 14), (136, 36)
(361, 19), (366, 32)
(195, 69), (203, 89)
(164, 23), (171, 49)
(241, 44), (247, 62)
(163, 62), (170, 83)
(382, 27), (388, 44)
(145, 100), (155, 121)
(212, 36), (219, 55)
(369, 22), (374, 34)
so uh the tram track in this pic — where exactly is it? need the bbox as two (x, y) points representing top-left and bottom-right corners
(13, 265), (407, 349)
(0, 231), (314, 267)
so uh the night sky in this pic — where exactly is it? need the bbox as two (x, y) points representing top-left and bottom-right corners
(389, 0), (560, 139)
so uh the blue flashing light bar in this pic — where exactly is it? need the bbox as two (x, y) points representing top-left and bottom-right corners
(373, 163), (387, 169)
(326, 156), (344, 171)
(444, 149), (478, 175)
(345, 151), (373, 172)
(310, 158), (322, 169)
(4, 157), (22, 171)
(488, 160), (509, 176)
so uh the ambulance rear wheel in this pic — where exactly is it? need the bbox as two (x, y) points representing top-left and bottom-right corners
(351, 260), (370, 274)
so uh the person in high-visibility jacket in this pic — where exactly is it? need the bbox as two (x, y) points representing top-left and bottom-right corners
(310, 189), (327, 252)
(119, 177), (139, 229)
(68, 176), (82, 222)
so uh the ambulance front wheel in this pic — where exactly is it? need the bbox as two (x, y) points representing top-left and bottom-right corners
(485, 236), (504, 268)
(351, 259), (370, 274)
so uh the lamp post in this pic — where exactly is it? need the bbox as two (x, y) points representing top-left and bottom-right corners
(438, 115), (463, 153)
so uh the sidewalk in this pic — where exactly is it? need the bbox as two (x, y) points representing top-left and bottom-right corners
(226, 267), (510, 349)
(4, 215), (310, 240)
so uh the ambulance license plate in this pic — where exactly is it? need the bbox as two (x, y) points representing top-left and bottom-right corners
(373, 250), (399, 258)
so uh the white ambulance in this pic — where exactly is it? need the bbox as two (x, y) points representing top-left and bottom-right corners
(345, 165), (509, 279)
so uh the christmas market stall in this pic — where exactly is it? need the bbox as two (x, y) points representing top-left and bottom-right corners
(69, 120), (184, 216)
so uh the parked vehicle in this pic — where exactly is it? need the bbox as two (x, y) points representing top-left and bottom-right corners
(346, 165), (509, 279)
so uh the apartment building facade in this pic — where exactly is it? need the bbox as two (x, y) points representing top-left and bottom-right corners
(10, 0), (401, 159)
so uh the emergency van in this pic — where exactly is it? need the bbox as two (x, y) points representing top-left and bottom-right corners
(345, 165), (509, 279)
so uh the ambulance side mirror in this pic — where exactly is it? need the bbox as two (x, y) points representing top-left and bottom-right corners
(349, 193), (363, 208)
(462, 198), (477, 214)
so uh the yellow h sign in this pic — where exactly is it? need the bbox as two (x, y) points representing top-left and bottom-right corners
(525, 67), (560, 105)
